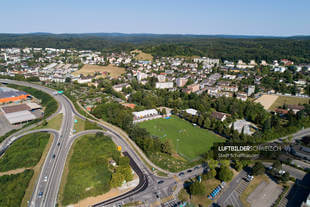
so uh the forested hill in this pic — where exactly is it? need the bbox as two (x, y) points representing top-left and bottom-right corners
(1, 33), (310, 63)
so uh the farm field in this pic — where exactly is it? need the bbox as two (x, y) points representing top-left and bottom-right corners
(269, 95), (309, 110)
(131, 49), (153, 61)
(72, 64), (125, 78)
(139, 116), (224, 161)
(254, 94), (279, 110)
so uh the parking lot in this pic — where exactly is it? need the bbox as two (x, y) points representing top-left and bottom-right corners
(221, 178), (249, 207)
(247, 180), (282, 207)
(0, 113), (21, 136)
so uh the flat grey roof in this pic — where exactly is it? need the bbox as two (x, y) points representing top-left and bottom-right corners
(4, 110), (36, 124)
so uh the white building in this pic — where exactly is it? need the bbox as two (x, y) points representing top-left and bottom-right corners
(132, 109), (161, 123)
(155, 82), (174, 89)
(247, 85), (255, 96)
(185, 108), (198, 116)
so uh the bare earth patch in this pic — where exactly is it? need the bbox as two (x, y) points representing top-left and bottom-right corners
(0, 167), (29, 176)
(73, 64), (125, 79)
(254, 95), (279, 110)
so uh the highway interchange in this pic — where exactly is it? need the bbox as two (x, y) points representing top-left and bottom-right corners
(0, 79), (204, 207)
(1, 79), (309, 207)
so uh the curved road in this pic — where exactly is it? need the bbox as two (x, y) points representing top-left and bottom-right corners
(0, 79), (215, 206)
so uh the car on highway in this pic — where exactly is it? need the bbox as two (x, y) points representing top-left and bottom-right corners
(38, 192), (43, 198)
(157, 180), (164, 184)
(52, 154), (56, 159)
(179, 172), (185, 177)
(43, 176), (48, 182)
(57, 142), (60, 146)
(187, 169), (193, 173)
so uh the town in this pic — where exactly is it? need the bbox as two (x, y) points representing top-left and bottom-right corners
(1, 44), (310, 207)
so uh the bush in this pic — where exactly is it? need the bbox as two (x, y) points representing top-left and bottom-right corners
(252, 162), (265, 176)
(189, 182), (206, 196)
(217, 166), (233, 182)
(0, 169), (34, 207)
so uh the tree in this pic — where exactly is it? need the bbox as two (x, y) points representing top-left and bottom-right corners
(217, 166), (233, 182)
(42, 119), (48, 126)
(252, 162), (265, 175)
(161, 139), (173, 155)
(189, 182), (206, 196)
(203, 168), (216, 180)
(272, 160), (282, 170)
(65, 77), (71, 83)
(110, 171), (124, 188)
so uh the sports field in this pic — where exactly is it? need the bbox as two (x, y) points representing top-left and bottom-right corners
(73, 64), (125, 78)
(139, 116), (224, 160)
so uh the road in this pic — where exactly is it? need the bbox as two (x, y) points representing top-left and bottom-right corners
(0, 79), (74, 207)
(0, 80), (203, 207)
(3, 79), (308, 207)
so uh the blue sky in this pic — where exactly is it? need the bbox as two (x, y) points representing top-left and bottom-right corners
(1, 0), (309, 36)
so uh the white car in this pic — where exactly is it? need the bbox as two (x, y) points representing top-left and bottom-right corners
(43, 176), (48, 182)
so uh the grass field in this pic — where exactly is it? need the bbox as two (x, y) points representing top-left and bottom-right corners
(0, 132), (50, 172)
(61, 134), (120, 206)
(73, 116), (101, 133)
(73, 64), (125, 78)
(269, 95), (310, 110)
(0, 169), (34, 207)
(34, 113), (63, 131)
(131, 49), (153, 61)
(139, 116), (224, 161)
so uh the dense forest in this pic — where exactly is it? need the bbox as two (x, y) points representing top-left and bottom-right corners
(1, 33), (310, 63)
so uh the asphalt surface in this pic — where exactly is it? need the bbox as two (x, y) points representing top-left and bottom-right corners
(216, 170), (247, 207)
(0, 79), (74, 207)
(0, 79), (195, 207)
(2, 79), (308, 207)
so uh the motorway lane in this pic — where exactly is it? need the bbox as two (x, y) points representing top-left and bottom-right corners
(0, 80), (207, 207)
(0, 79), (73, 207)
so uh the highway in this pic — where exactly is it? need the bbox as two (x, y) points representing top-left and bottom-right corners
(2, 79), (309, 207)
(0, 79), (201, 207)
(0, 79), (74, 207)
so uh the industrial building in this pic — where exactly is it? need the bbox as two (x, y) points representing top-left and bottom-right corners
(0, 103), (42, 124)
(0, 87), (30, 104)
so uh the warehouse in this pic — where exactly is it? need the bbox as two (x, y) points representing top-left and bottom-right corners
(4, 110), (37, 124)
(1, 103), (42, 125)
(0, 87), (30, 104)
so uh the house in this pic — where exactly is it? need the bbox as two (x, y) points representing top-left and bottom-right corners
(274, 108), (289, 116)
(112, 83), (130, 92)
(155, 82), (174, 89)
(211, 111), (230, 122)
(132, 109), (161, 123)
(185, 108), (198, 116)
(287, 104), (305, 114)
(185, 83), (200, 94)
(176, 77), (188, 87)
(236, 92), (248, 101)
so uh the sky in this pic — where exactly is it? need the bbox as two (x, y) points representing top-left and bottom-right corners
(1, 0), (309, 36)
